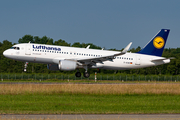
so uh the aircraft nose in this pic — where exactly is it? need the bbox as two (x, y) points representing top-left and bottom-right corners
(3, 50), (10, 57)
(3, 50), (7, 56)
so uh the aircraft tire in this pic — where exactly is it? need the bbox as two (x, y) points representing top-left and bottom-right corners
(83, 72), (90, 78)
(75, 72), (81, 77)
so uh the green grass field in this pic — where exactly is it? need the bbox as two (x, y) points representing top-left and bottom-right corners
(0, 83), (180, 114)
(0, 94), (180, 114)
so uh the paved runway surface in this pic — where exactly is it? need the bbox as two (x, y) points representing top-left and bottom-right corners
(1, 114), (180, 120)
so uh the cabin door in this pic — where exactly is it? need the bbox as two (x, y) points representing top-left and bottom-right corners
(135, 56), (141, 65)
(25, 44), (31, 55)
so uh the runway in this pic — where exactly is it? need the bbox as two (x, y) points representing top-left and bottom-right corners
(1, 114), (180, 120)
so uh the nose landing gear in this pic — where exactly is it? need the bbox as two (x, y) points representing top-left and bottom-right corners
(24, 62), (28, 72)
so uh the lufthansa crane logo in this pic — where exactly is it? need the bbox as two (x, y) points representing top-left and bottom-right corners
(153, 37), (165, 49)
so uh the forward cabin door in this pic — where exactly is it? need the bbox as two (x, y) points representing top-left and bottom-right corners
(25, 44), (31, 55)
(135, 56), (141, 65)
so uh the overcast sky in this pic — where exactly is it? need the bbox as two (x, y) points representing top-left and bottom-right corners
(0, 0), (179, 49)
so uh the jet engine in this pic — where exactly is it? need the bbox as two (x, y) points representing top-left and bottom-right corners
(47, 60), (77, 71)
(58, 60), (77, 71)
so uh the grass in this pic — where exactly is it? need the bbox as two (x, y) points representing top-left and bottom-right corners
(0, 83), (180, 114)
(0, 84), (180, 95)
(1, 79), (180, 84)
(0, 94), (180, 114)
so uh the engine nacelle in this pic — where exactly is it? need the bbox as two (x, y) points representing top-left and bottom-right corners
(47, 64), (59, 71)
(58, 60), (77, 71)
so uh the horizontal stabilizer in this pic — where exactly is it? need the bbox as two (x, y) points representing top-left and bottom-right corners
(151, 57), (175, 62)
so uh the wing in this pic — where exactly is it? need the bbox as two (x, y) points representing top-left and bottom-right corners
(74, 42), (132, 66)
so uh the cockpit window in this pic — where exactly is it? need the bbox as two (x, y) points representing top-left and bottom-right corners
(10, 47), (20, 50)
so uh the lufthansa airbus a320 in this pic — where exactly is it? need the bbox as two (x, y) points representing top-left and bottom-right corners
(3, 29), (172, 78)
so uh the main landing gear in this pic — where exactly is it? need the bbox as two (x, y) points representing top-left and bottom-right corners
(75, 71), (81, 77)
(83, 72), (90, 78)
(75, 68), (90, 78)
(75, 71), (90, 78)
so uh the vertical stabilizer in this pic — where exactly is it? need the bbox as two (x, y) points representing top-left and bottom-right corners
(137, 29), (170, 56)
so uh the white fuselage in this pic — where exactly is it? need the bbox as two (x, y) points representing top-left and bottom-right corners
(3, 43), (170, 70)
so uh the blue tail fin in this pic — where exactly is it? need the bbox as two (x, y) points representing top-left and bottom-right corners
(137, 29), (170, 56)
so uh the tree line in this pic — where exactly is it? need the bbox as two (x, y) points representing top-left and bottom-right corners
(0, 35), (180, 75)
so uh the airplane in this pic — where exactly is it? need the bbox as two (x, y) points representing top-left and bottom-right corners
(3, 29), (171, 78)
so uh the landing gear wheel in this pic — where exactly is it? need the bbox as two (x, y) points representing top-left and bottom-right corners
(75, 72), (81, 77)
(83, 72), (90, 78)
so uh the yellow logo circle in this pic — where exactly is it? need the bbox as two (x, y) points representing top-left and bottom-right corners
(153, 37), (165, 49)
